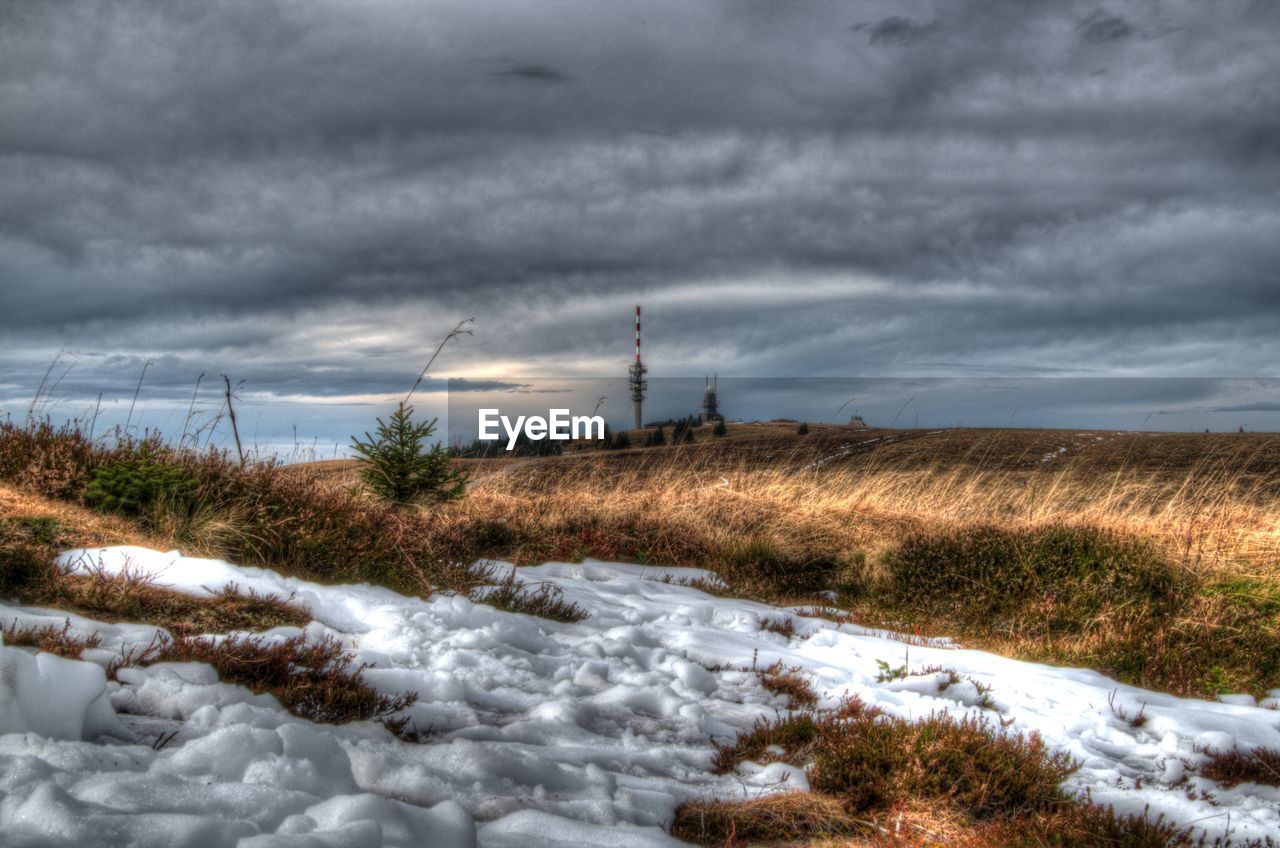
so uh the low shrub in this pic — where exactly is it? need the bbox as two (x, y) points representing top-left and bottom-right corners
(36, 561), (309, 636)
(757, 661), (818, 707)
(710, 537), (839, 597)
(759, 616), (796, 639)
(673, 797), (1203, 848)
(879, 525), (1187, 639)
(469, 571), (588, 623)
(1, 619), (102, 658)
(0, 421), (94, 501)
(0, 539), (55, 599)
(681, 700), (1217, 848)
(954, 803), (1231, 848)
(684, 696), (1219, 847)
(160, 633), (417, 733)
(84, 449), (198, 516)
(711, 702), (861, 773)
(1200, 746), (1280, 787)
(856, 524), (1280, 698)
(713, 699), (1073, 821)
(1, 519), (308, 635)
(0, 421), (486, 596)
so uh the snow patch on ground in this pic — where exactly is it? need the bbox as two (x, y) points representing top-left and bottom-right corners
(0, 638), (122, 740)
(0, 546), (1275, 845)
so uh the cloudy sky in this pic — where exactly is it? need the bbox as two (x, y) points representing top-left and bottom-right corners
(2, 0), (1278, 446)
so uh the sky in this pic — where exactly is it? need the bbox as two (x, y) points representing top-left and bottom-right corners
(2, 0), (1279, 450)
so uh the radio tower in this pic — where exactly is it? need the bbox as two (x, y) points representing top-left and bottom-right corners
(628, 305), (647, 430)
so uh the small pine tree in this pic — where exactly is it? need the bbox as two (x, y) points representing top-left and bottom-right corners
(351, 402), (467, 505)
(648, 425), (666, 447)
(712, 419), (727, 437)
(611, 430), (631, 450)
(797, 422), (810, 435)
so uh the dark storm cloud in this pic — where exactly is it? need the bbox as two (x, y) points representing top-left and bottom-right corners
(1077, 9), (1134, 42)
(854, 16), (940, 47)
(491, 63), (573, 84)
(1212, 403), (1280, 413)
(2, 0), (1280, 441)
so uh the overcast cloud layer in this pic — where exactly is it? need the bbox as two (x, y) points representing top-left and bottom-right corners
(2, 0), (1279, 440)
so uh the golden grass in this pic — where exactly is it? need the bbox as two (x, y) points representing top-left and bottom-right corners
(389, 426), (1280, 697)
(672, 791), (868, 845)
(404, 428), (1279, 597)
(1, 490), (310, 636)
(0, 483), (167, 550)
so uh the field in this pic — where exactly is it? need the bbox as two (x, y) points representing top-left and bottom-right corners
(3, 418), (1280, 846)
(308, 421), (1280, 572)
(289, 422), (1280, 699)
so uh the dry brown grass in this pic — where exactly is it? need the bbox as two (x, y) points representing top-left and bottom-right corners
(0, 422), (488, 597)
(435, 426), (1280, 580)
(1, 618), (103, 658)
(1, 500), (309, 636)
(1200, 746), (1280, 788)
(6, 421), (1279, 699)
(672, 797), (1206, 847)
(758, 660), (819, 707)
(468, 571), (589, 622)
(674, 696), (1223, 847)
(673, 791), (867, 845)
(159, 632), (418, 735)
(379, 426), (1280, 697)
(0, 483), (166, 550)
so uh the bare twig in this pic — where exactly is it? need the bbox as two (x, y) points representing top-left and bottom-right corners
(180, 372), (206, 449)
(222, 375), (245, 467)
(124, 358), (154, 437)
(88, 392), (103, 443)
(152, 729), (180, 751)
(404, 318), (474, 404)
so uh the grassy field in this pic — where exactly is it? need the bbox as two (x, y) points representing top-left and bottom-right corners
(2, 418), (1279, 845)
(294, 421), (1280, 698)
(4, 418), (1278, 699)
(310, 421), (1280, 572)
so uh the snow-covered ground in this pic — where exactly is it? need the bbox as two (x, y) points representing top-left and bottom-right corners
(2, 546), (1279, 846)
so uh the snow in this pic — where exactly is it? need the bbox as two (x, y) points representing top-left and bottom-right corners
(0, 636), (122, 740)
(0, 546), (1275, 844)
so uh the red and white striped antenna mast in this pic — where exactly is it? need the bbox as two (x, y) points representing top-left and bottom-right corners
(628, 305), (647, 430)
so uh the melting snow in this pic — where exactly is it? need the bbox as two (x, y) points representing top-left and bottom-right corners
(0, 546), (1275, 845)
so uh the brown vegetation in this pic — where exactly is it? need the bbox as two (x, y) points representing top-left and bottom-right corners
(418, 426), (1280, 699)
(468, 571), (588, 622)
(676, 697), (1213, 847)
(680, 696), (1268, 847)
(5, 419), (1280, 842)
(8, 420), (1278, 695)
(1, 510), (309, 635)
(0, 421), (486, 597)
(159, 633), (418, 734)
(438, 424), (1280, 582)
(758, 660), (818, 707)
(1, 618), (103, 658)
(1200, 746), (1280, 788)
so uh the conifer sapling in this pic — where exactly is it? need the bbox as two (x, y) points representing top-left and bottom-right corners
(350, 402), (466, 505)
